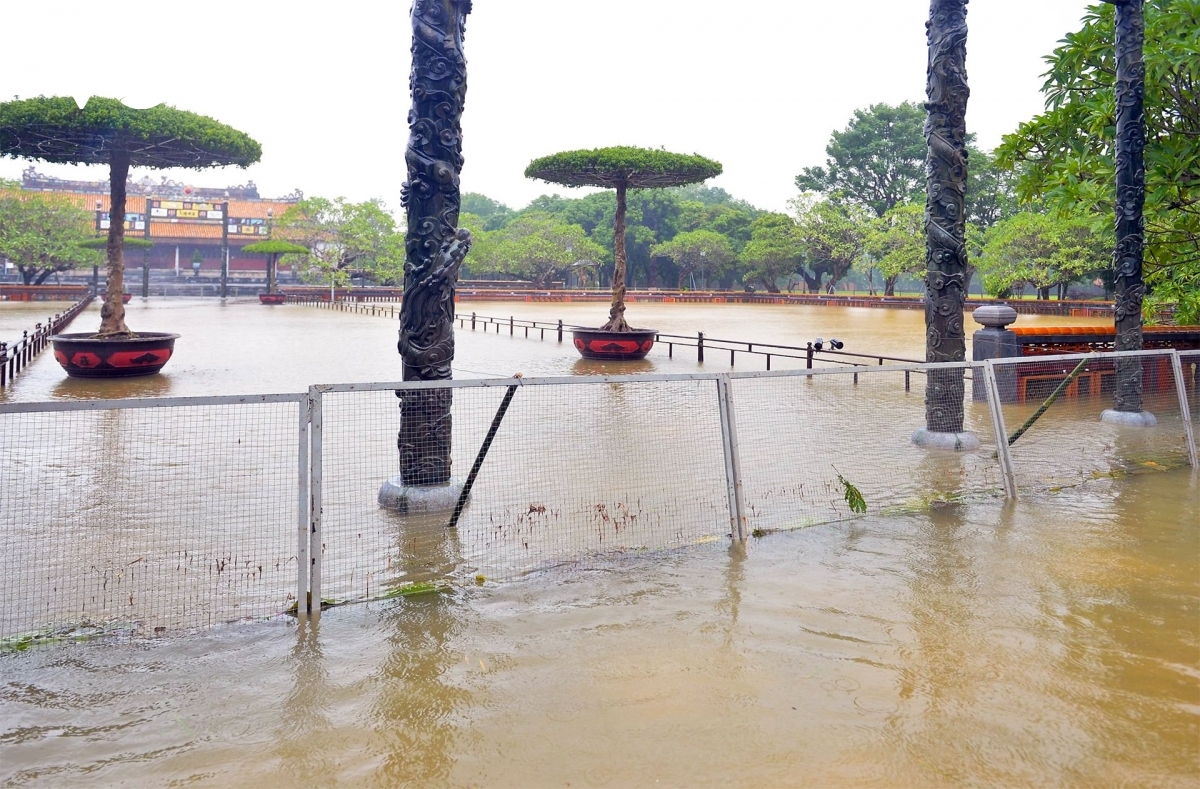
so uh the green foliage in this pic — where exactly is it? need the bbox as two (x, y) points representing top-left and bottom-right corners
(274, 197), (404, 285)
(789, 195), (868, 293)
(650, 229), (735, 289)
(525, 146), (722, 189)
(462, 192), (514, 230)
(864, 203), (925, 295)
(0, 96), (261, 168)
(834, 468), (867, 514)
(977, 211), (1109, 298)
(739, 213), (805, 293)
(995, 1), (1200, 297)
(795, 101), (927, 218)
(0, 191), (100, 284)
(241, 240), (309, 256)
(468, 212), (604, 287)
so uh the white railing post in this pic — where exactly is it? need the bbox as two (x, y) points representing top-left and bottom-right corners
(983, 360), (1018, 499)
(1169, 351), (1198, 468)
(717, 375), (748, 543)
(309, 387), (324, 614)
(297, 391), (312, 616)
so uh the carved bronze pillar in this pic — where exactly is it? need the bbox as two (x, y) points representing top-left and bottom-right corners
(397, 0), (472, 485)
(1107, 0), (1146, 412)
(923, 0), (970, 433)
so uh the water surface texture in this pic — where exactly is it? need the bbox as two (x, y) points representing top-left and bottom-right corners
(1, 298), (1196, 786)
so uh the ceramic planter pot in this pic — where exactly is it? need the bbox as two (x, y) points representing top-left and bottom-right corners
(259, 293), (287, 305)
(52, 332), (180, 377)
(571, 328), (657, 361)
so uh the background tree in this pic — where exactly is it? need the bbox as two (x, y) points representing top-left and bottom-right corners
(469, 212), (604, 287)
(864, 203), (925, 296)
(996, 0), (1200, 316)
(977, 211), (1109, 299)
(242, 239), (309, 294)
(275, 196), (405, 286)
(650, 229), (735, 289)
(789, 196), (868, 293)
(795, 101), (927, 218)
(739, 213), (805, 293)
(461, 192), (514, 230)
(526, 147), (721, 331)
(0, 96), (260, 336)
(0, 187), (100, 284)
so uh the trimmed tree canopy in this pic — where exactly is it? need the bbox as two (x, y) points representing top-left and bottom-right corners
(0, 97), (262, 168)
(525, 147), (722, 190)
(242, 240), (310, 256)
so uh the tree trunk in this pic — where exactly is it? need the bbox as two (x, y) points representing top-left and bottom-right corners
(885, 275), (898, 297)
(100, 148), (131, 336)
(267, 253), (278, 294)
(33, 268), (53, 285)
(602, 182), (630, 331)
(923, 0), (970, 434)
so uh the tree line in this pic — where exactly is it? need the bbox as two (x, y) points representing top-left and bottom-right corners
(2, 2), (1194, 323)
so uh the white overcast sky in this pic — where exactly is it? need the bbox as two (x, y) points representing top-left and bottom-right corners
(0, 0), (1094, 213)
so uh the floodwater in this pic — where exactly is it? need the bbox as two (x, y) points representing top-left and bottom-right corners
(3, 297), (1110, 400)
(1, 297), (1197, 787)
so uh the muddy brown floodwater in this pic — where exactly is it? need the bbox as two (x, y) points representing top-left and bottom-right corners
(0, 297), (1196, 787)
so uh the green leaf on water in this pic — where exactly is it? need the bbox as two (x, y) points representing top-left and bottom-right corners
(834, 467), (867, 514)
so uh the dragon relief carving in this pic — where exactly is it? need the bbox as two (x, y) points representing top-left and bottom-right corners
(923, 0), (971, 433)
(396, 0), (472, 486)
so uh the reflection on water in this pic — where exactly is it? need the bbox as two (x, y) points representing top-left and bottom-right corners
(1, 298), (1196, 786)
(0, 471), (1195, 787)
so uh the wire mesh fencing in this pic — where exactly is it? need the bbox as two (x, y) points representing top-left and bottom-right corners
(730, 364), (1004, 536)
(0, 395), (303, 643)
(988, 351), (1195, 492)
(316, 376), (731, 604)
(1, 350), (1195, 643)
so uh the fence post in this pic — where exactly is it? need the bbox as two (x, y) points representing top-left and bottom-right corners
(471, 311), (476, 330)
(557, 320), (563, 342)
(297, 391), (313, 616)
(1169, 351), (1198, 468)
(510, 316), (514, 335)
(0, 343), (7, 388)
(698, 332), (705, 363)
(717, 375), (748, 543)
(309, 387), (324, 614)
(983, 361), (1018, 499)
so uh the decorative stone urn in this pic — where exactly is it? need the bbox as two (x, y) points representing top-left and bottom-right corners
(571, 328), (657, 361)
(52, 332), (179, 377)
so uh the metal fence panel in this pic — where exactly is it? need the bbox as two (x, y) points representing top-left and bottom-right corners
(317, 377), (730, 600)
(0, 398), (301, 641)
(729, 363), (1004, 535)
(989, 351), (1193, 492)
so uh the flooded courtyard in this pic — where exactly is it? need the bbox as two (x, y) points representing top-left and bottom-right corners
(0, 298), (1197, 787)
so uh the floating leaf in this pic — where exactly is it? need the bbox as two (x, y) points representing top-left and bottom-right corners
(834, 467), (867, 514)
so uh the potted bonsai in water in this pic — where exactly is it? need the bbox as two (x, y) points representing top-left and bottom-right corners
(525, 146), (721, 360)
(243, 240), (308, 304)
(0, 96), (261, 376)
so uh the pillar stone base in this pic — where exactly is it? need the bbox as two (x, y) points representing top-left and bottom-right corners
(1100, 409), (1158, 427)
(911, 429), (981, 452)
(378, 475), (466, 513)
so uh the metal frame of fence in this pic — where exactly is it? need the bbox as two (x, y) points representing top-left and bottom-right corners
(1, 349), (1194, 640)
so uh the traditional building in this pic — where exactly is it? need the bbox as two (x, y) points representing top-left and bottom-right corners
(16, 167), (304, 275)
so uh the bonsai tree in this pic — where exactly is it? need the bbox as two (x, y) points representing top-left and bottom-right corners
(0, 97), (261, 336)
(526, 147), (721, 331)
(242, 240), (308, 294)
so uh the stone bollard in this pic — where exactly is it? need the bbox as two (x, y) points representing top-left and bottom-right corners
(971, 305), (1020, 401)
